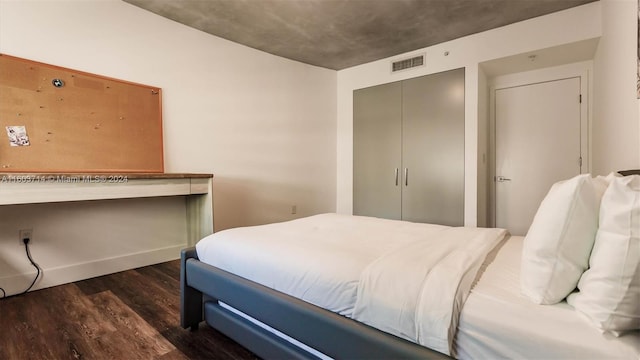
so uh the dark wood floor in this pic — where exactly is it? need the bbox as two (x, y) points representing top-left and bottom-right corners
(0, 260), (260, 360)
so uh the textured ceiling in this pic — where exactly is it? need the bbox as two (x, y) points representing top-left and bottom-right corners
(123, 0), (597, 70)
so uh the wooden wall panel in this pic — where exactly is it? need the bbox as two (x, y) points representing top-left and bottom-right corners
(0, 54), (163, 172)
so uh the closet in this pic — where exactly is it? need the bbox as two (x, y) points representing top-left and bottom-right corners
(353, 68), (464, 226)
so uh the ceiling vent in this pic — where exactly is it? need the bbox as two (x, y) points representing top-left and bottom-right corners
(392, 55), (424, 72)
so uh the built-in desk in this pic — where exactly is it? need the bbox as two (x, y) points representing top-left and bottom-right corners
(0, 172), (214, 245)
(0, 173), (214, 293)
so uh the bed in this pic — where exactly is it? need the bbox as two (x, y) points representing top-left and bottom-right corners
(180, 173), (640, 359)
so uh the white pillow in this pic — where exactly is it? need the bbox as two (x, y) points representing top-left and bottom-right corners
(521, 174), (609, 304)
(567, 175), (640, 334)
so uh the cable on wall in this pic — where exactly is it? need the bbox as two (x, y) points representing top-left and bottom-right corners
(0, 239), (42, 299)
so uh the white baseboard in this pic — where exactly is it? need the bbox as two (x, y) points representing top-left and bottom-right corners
(1, 244), (186, 295)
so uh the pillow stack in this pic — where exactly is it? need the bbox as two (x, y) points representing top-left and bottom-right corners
(567, 175), (640, 334)
(521, 172), (640, 335)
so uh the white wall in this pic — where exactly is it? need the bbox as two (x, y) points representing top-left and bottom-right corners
(0, 197), (187, 294)
(336, 2), (604, 224)
(0, 0), (336, 292)
(0, 0), (337, 231)
(592, 0), (640, 174)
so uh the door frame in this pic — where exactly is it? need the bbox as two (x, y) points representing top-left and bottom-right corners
(487, 61), (592, 228)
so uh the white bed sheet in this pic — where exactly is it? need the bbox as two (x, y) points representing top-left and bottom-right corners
(196, 213), (450, 316)
(353, 226), (506, 355)
(455, 235), (640, 360)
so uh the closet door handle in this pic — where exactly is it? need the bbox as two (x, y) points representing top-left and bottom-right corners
(404, 168), (408, 186)
(395, 168), (399, 186)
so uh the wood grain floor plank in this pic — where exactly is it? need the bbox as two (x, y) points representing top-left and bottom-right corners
(88, 290), (177, 359)
(0, 285), (95, 360)
(161, 324), (259, 360)
(136, 260), (180, 288)
(54, 284), (118, 339)
(153, 259), (181, 278)
(155, 348), (190, 360)
(1, 261), (259, 360)
(95, 270), (179, 332)
(0, 292), (55, 360)
(37, 284), (118, 360)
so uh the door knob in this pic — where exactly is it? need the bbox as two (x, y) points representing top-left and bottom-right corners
(496, 176), (512, 182)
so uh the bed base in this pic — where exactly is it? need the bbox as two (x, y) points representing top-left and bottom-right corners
(180, 247), (451, 359)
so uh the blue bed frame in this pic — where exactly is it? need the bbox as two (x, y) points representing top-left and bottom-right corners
(180, 247), (451, 359)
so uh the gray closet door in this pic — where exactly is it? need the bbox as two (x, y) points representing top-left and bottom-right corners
(402, 69), (465, 225)
(353, 68), (464, 225)
(353, 81), (402, 219)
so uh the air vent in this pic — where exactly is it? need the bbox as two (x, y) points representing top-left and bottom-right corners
(392, 55), (424, 72)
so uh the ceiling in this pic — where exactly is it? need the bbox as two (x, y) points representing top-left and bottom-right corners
(123, 0), (597, 70)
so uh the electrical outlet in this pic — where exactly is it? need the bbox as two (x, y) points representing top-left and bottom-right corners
(291, 205), (297, 215)
(19, 229), (33, 245)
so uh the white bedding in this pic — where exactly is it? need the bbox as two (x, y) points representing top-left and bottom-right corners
(195, 214), (639, 359)
(196, 213), (451, 316)
(196, 213), (507, 355)
(353, 226), (507, 355)
(455, 235), (640, 360)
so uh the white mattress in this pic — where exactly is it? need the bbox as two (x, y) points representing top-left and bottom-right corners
(455, 235), (640, 360)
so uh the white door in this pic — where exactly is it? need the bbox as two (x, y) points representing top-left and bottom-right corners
(495, 77), (582, 236)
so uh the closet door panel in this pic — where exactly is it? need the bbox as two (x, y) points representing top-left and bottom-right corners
(401, 69), (465, 225)
(353, 82), (402, 219)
